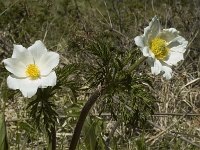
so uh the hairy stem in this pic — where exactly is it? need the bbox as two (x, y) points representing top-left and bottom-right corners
(51, 125), (56, 150)
(69, 55), (146, 149)
(128, 56), (146, 73)
(69, 86), (105, 150)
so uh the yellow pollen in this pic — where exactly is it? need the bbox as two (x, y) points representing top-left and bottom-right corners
(26, 64), (40, 80)
(150, 38), (169, 60)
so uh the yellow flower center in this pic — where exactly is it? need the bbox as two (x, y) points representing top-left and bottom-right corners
(150, 38), (169, 60)
(26, 64), (40, 80)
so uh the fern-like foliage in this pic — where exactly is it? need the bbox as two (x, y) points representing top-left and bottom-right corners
(27, 64), (81, 134)
(71, 31), (155, 148)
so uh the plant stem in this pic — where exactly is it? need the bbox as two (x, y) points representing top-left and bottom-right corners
(51, 125), (56, 150)
(69, 86), (105, 150)
(128, 56), (147, 73)
(69, 56), (145, 150)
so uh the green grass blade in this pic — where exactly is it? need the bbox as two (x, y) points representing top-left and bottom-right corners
(0, 113), (9, 150)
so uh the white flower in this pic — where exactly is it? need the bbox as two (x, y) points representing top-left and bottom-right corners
(3, 40), (59, 98)
(134, 16), (188, 79)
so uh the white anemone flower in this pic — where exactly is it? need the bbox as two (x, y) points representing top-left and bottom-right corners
(3, 40), (59, 98)
(134, 16), (188, 79)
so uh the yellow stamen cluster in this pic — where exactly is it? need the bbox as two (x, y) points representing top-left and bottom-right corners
(26, 64), (40, 80)
(150, 38), (169, 60)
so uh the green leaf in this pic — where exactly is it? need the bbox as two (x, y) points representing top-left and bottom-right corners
(82, 117), (107, 150)
(83, 117), (97, 150)
(0, 113), (9, 150)
(136, 134), (147, 150)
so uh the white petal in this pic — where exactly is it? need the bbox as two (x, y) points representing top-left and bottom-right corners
(38, 52), (59, 76)
(164, 28), (179, 33)
(167, 37), (182, 48)
(161, 65), (172, 80)
(28, 40), (47, 63)
(158, 28), (179, 43)
(3, 58), (26, 77)
(134, 35), (145, 48)
(142, 46), (151, 57)
(12, 50), (33, 66)
(148, 49), (156, 59)
(168, 36), (188, 53)
(147, 58), (172, 79)
(20, 78), (40, 98)
(7, 75), (40, 98)
(164, 51), (184, 66)
(7, 75), (20, 90)
(134, 35), (151, 57)
(151, 59), (162, 75)
(144, 16), (160, 43)
(40, 71), (57, 88)
(12, 44), (27, 58)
